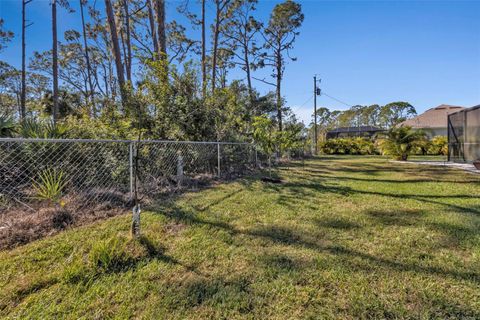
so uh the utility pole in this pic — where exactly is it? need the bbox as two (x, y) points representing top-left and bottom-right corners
(313, 76), (321, 155)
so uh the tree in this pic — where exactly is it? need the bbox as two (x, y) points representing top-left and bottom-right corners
(87, 5), (118, 104)
(201, 0), (206, 97)
(166, 21), (197, 65)
(120, 0), (133, 81)
(0, 19), (14, 52)
(105, 0), (128, 110)
(50, 0), (72, 123)
(147, 0), (159, 57)
(378, 126), (425, 161)
(252, 114), (278, 169)
(313, 107), (340, 142)
(380, 101), (416, 128)
(21, 1), (33, 120)
(259, 0), (303, 131)
(211, 0), (239, 93)
(30, 31), (96, 109)
(52, 0), (59, 123)
(155, 0), (167, 60)
(221, 0), (262, 105)
(1, 61), (50, 117)
(80, 0), (95, 115)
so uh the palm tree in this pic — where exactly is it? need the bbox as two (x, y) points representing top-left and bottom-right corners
(378, 126), (426, 161)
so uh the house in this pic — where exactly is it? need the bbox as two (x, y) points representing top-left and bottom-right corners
(326, 126), (384, 139)
(448, 105), (480, 163)
(399, 104), (465, 138)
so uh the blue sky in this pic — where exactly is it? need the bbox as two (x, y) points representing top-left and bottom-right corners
(1, 0), (479, 124)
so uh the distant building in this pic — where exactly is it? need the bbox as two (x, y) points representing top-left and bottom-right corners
(326, 126), (384, 139)
(448, 105), (480, 163)
(399, 104), (465, 138)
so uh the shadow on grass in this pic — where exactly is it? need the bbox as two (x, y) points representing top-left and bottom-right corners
(365, 209), (426, 227)
(155, 204), (480, 284)
(259, 178), (480, 216)
(313, 217), (362, 230)
(165, 275), (254, 314)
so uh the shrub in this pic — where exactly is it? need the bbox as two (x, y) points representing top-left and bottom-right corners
(20, 118), (69, 138)
(427, 136), (448, 155)
(319, 138), (377, 155)
(0, 114), (16, 137)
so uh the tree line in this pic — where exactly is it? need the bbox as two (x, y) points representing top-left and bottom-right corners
(0, 0), (306, 145)
(311, 102), (417, 142)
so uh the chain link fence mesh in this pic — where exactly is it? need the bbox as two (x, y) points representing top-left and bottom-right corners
(0, 138), (258, 214)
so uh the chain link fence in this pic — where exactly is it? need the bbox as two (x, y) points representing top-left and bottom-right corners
(0, 138), (258, 214)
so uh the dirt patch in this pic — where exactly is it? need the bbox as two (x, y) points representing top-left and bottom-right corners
(0, 202), (126, 250)
(0, 170), (255, 250)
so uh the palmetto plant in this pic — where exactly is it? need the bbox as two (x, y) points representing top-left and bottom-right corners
(20, 118), (68, 138)
(0, 114), (16, 137)
(378, 126), (426, 161)
(32, 168), (67, 205)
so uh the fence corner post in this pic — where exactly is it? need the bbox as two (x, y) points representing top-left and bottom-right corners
(217, 143), (221, 177)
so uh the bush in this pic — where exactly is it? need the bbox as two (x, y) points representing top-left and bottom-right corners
(319, 138), (377, 155)
(427, 136), (448, 155)
(0, 114), (16, 137)
(377, 126), (426, 161)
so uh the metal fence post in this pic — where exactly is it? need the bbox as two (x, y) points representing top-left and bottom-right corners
(255, 147), (258, 168)
(129, 142), (133, 198)
(217, 143), (221, 177)
(177, 154), (184, 187)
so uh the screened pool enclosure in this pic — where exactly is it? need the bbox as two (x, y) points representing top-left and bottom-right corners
(448, 105), (480, 162)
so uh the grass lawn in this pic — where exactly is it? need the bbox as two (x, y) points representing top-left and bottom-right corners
(1, 156), (479, 319)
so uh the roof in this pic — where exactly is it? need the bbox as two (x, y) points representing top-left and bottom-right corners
(327, 126), (384, 133)
(449, 104), (480, 116)
(400, 104), (465, 128)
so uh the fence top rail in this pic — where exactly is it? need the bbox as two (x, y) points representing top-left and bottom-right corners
(0, 137), (254, 145)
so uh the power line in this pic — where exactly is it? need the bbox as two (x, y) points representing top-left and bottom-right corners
(297, 94), (314, 108)
(321, 92), (353, 108)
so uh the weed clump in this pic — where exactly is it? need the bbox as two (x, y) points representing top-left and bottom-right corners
(89, 236), (129, 272)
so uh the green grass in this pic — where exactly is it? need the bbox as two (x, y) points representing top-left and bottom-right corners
(408, 154), (448, 162)
(1, 156), (479, 319)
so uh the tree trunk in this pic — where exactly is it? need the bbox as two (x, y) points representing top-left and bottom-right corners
(52, 0), (59, 123)
(21, 0), (28, 120)
(80, 0), (96, 116)
(201, 0), (206, 97)
(275, 48), (282, 132)
(211, 3), (220, 94)
(105, 0), (127, 110)
(147, 0), (159, 59)
(155, 0), (166, 59)
(244, 41), (253, 106)
(122, 0), (132, 81)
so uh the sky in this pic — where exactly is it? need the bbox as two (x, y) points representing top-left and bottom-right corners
(1, 0), (479, 125)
